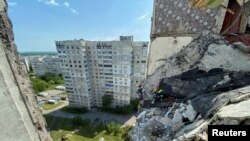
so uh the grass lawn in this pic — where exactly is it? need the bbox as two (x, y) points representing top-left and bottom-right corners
(42, 102), (64, 110)
(44, 116), (128, 141)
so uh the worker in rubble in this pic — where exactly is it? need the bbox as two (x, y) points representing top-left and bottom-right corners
(137, 85), (144, 100)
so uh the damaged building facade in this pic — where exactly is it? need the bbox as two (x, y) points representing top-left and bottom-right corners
(130, 0), (250, 141)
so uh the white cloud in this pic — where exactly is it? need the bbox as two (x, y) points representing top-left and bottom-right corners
(46, 0), (59, 6)
(137, 12), (151, 21)
(63, 1), (79, 14)
(38, 0), (78, 14)
(8, 2), (17, 7)
(64, 2), (70, 8)
(38, 0), (59, 6)
(70, 8), (79, 14)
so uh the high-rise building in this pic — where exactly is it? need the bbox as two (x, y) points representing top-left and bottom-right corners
(56, 36), (148, 109)
(30, 56), (61, 76)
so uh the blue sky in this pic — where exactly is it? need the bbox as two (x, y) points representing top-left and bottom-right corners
(7, 0), (153, 52)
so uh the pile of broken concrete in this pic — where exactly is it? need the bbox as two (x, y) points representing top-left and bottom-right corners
(129, 32), (250, 141)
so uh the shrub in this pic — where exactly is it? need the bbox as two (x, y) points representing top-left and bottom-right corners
(106, 122), (121, 136)
(99, 99), (140, 114)
(72, 116), (83, 126)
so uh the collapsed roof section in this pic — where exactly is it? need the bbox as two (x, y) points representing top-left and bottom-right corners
(131, 31), (250, 141)
(144, 31), (250, 100)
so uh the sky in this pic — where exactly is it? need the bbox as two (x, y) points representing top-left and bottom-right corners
(7, 0), (153, 52)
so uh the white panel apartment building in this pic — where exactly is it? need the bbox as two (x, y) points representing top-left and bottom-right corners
(56, 36), (148, 109)
(30, 56), (61, 76)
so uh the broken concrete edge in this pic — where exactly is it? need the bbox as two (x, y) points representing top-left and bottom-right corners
(131, 89), (250, 141)
(145, 31), (250, 101)
(130, 31), (250, 141)
(0, 1), (52, 140)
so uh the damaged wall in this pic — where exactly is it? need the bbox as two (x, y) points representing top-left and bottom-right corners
(147, 0), (233, 77)
(147, 36), (193, 76)
(0, 0), (51, 140)
(151, 0), (228, 37)
(131, 32), (250, 141)
(133, 1), (250, 141)
(145, 32), (250, 98)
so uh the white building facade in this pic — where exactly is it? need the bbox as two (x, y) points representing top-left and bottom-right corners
(30, 56), (61, 76)
(56, 36), (148, 109)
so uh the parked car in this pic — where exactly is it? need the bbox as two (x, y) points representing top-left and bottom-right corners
(48, 99), (57, 104)
(55, 86), (66, 91)
(38, 92), (48, 97)
(51, 96), (61, 101)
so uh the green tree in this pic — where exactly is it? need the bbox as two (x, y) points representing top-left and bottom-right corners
(102, 94), (113, 108)
(106, 122), (121, 136)
(32, 79), (48, 93)
(72, 116), (83, 126)
(121, 126), (133, 141)
(40, 73), (53, 82)
(54, 75), (63, 84)
(29, 64), (33, 73)
(48, 80), (55, 85)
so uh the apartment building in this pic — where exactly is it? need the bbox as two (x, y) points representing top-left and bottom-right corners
(56, 36), (148, 109)
(30, 56), (61, 76)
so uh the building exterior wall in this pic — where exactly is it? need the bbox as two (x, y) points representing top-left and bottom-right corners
(56, 37), (148, 109)
(56, 40), (93, 109)
(147, 0), (229, 77)
(147, 36), (193, 76)
(30, 56), (61, 76)
(131, 42), (149, 98)
(151, 0), (228, 37)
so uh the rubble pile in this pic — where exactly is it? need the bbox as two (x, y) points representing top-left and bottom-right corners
(144, 32), (250, 99)
(130, 32), (250, 141)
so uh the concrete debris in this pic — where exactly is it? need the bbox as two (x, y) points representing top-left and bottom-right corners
(220, 119), (239, 125)
(130, 32), (250, 141)
(230, 93), (250, 103)
(156, 117), (172, 126)
(244, 119), (250, 125)
(144, 32), (250, 100)
(218, 99), (250, 121)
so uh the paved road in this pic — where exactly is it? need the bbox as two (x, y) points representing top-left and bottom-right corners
(46, 109), (136, 127)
